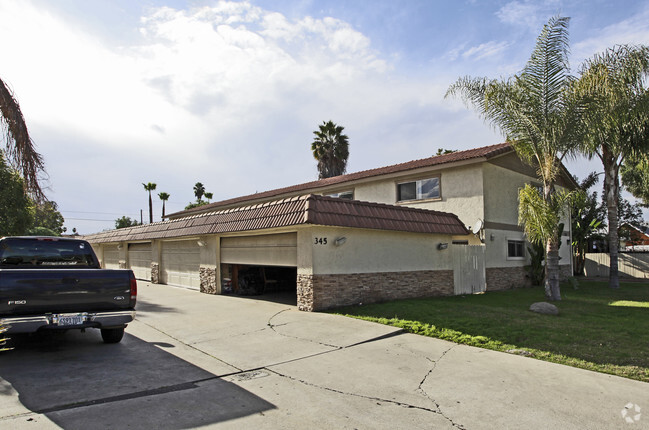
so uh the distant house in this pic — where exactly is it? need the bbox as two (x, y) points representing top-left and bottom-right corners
(84, 142), (576, 311)
(620, 223), (649, 251)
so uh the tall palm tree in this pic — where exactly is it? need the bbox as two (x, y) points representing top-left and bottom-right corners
(574, 45), (649, 289)
(311, 121), (349, 179)
(142, 182), (157, 223)
(193, 182), (205, 202)
(0, 77), (45, 200)
(446, 16), (581, 301)
(158, 192), (170, 219)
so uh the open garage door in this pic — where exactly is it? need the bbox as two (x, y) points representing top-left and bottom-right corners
(221, 233), (297, 266)
(128, 242), (152, 281)
(161, 240), (200, 289)
(103, 245), (120, 269)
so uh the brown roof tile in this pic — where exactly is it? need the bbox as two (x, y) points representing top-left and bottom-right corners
(168, 142), (513, 218)
(84, 195), (469, 244)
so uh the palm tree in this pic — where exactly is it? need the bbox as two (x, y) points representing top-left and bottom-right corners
(0, 77), (45, 200)
(204, 192), (213, 202)
(193, 182), (205, 202)
(142, 182), (157, 223)
(446, 16), (581, 301)
(574, 45), (649, 289)
(311, 121), (349, 179)
(158, 192), (170, 219)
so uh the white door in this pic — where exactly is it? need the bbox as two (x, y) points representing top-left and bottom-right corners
(160, 240), (201, 289)
(453, 245), (486, 295)
(128, 243), (152, 280)
(103, 245), (120, 269)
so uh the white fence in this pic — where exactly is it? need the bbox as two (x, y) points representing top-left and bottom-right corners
(584, 253), (649, 279)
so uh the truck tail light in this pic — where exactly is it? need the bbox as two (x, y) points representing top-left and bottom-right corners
(129, 271), (138, 305)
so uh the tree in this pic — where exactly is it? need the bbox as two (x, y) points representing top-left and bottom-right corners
(621, 152), (649, 206)
(575, 44), (649, 289)
(29, 200), (65, 235)
(142, 182), (157, 223)
(446, 16), (580, 301)
(204, 192), (213, 202)
(158, 192), (170, 219)
(0, 151), (32, 235)
(435, 148), (457, 156)
(571, 173), (606, 275)
(115, 216), (141, 229)
(0, 77), (46, 201)
(193, 182), (205, 202)
(311, 121), (349, 179)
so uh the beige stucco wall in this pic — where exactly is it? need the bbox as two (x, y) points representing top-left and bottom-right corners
(299, 225), (460, 275)
(482, 160), (572, 269)
(352, 164), (485, 229)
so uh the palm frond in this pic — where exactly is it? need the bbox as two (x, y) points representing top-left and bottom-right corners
(0, 78), (46, 201)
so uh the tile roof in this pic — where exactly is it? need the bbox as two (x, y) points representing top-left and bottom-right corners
(84, 195), (469, 244)
(168, 142), (514, 218)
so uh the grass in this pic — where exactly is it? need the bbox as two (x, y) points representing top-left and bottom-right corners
(332, 280), (649, 382)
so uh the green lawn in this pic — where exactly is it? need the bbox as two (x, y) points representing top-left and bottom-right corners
(332, 280), (649, 382)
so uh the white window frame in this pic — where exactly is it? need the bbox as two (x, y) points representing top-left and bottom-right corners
(396, 176), (441, 202)
(506, 237), (526, 261)
(326, 190), (354, 200)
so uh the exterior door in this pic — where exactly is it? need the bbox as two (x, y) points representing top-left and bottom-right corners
(453, 245), (486, 295)
(103, 245), (120, 269)
(160, 240), (201, 289)
(128, 242), (152, 281)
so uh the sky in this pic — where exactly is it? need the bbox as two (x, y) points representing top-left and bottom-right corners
(1, 0), (649, 234)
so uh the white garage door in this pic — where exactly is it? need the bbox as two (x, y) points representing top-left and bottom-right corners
(103, 245), (120, 269)
(161, 240), (200, 289)
(221, 233), (297, 267)
(128, 243), (152, 281)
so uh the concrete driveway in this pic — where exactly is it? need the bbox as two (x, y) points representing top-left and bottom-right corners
(1, 282), (647, 429)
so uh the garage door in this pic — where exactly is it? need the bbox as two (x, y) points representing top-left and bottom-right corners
(103, 245), (120, 269)
(221, 233), (297, 267)
(160, 240), (200, 289)
(128, 242), (152, 281)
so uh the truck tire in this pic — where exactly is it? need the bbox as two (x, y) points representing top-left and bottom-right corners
(100, 327), (124, 344)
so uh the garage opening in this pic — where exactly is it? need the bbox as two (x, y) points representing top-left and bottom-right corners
(221, 264), (297, 305)
(220, 232), (298, 305)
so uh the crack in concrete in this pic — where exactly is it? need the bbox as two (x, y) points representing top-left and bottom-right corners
(267, 309), (342, 349)
(267, 367), (467, 429)
(136, 319), (243, 372)
(416, 344), (466, 430)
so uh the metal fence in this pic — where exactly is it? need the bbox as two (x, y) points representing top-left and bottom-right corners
(584, 253), (649, 279)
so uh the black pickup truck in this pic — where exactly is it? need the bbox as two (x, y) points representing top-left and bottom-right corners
(0, 236), (136, 344)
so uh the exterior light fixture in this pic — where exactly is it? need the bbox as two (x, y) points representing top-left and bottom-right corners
(437, 242), (448, 250)
(334, 237), (347, 246)
(490, 233), (495, 241)
(197, 240), (207, 247)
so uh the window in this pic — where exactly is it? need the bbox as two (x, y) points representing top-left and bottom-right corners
(326, 190), (354, 200)
(507, 239), (525, 259)
(397, 177), (440, 202)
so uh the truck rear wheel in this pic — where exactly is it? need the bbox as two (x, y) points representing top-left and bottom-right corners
(100, 327), (124, 344)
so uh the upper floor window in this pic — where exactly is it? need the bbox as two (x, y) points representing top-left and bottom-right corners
(397, 177), (440, 202)
(326, 190), (354, 200)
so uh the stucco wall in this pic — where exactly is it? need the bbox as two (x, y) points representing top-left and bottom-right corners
(300, 226), (459, 275)
(351, 164), (485, 228)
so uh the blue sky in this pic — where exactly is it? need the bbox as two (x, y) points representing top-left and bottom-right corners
(1, 0), (648, 233)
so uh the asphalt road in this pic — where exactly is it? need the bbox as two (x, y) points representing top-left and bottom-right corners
(1, 282), (647, 429)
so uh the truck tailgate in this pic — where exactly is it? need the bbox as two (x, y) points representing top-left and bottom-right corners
(0, 269), (135, 316)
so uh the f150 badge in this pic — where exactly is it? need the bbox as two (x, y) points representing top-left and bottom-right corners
(8, 300), (27, 305)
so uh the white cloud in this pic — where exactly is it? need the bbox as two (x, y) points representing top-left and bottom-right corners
(461, 41), (510, 61)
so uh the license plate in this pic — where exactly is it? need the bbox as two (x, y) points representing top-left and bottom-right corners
(54, 314), (85, 326)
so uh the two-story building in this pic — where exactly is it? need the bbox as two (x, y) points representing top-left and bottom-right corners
(84, 142), (576, 311)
